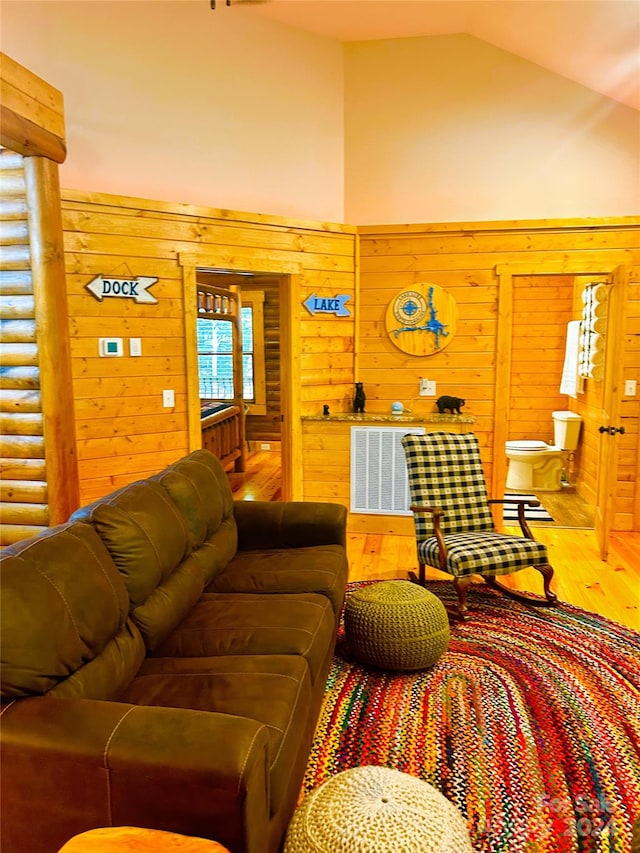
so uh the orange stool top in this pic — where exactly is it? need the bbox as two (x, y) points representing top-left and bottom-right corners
(57, 826), (232, 853)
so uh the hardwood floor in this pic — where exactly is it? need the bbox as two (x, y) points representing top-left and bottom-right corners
(346, 527), (640, 630)
(229, 450), (640, 631)
(506, 486), (595, 528)
(228, 448), (282, 501)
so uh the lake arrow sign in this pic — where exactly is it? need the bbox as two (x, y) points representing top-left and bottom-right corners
(85, 275), (159, 304)
(303, 294), (351, 317)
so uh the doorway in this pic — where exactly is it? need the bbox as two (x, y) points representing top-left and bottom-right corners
(195, 270), (282, 482)
(494, 261), (628, 554)
(179, 251), (304, 501)
(507, 272), (596, 530)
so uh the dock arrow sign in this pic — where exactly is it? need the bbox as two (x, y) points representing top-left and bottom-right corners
(303, 294), (351, 317)
(85, 275), (159, 304)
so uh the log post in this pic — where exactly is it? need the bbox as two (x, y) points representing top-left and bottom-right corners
(23, 155), (79, 522)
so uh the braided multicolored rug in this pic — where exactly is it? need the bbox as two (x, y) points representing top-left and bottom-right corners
(302, 581), (640, 852)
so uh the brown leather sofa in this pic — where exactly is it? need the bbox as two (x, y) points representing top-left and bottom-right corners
(1, 449), (348, 853)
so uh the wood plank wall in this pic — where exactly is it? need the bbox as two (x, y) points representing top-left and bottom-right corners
(25, 182), (640, 531)
(60, 190), (357, 506)
(301, 419), (351, 507)
(509, 274), (574, 442)
(357, 219), (640, 529)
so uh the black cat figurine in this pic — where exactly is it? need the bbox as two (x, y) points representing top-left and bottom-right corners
(436, 395), (465, 415)
(354, 382), (366, 413)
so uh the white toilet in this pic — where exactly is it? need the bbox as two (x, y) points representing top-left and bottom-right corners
(505, 411), (582, 492)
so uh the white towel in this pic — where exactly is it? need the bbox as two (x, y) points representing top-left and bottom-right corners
(560, 320), (584, 397)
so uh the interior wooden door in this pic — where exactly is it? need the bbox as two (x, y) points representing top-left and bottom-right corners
(594, 265), (627, 559)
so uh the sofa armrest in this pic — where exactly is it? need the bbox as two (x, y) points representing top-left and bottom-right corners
(0, 696), (270, 853)
(233, 500), (347, 551)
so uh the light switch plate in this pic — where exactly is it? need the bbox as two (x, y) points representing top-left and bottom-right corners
(129, 338), (142, 356)
(624, 379), (637, 396)
(162, 389), (175, 408)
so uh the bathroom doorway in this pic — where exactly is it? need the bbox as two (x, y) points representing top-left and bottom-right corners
(508, 272), (589, 529)
(494, 261), (628, 551)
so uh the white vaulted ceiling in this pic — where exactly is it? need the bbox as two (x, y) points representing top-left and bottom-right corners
(237, 0), (640, 110)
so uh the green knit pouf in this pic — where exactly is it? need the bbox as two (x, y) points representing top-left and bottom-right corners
(344, 580), (449, 671)
(284, 765), (473, 853)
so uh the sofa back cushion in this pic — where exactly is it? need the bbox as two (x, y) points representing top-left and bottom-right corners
(0, 522), (144, 701)
(71, 480), (203, 651)
(155, 449), (238, 585)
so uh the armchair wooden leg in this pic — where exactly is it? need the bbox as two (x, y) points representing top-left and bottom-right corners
(448, 576), (473, 621)
(408, 561), (427, 586)
(536, 562), (558, 604)
(486, 564), (558, 607)
(409, 566), (473, 621)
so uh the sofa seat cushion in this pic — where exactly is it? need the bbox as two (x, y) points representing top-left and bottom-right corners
(204, 546), (348, 618)
(151, 593), (335, 687)
(120, 654), (312, 817)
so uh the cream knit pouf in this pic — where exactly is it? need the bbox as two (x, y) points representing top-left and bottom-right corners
(284, 766), (473, 853)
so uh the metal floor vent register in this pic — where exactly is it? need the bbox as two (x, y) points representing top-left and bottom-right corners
(350, 426), (425, 515)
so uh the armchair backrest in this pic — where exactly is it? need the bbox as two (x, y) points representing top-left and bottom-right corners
(401, 432), (495, 538)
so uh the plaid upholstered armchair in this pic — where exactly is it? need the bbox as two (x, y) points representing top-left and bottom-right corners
(401, 431), (557, 620)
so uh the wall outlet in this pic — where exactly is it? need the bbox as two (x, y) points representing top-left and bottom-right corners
(260, 443), (271, 450)
(624, 379), (637, 396)
(162, 389), (175, 408)
(419, 379), (437, 396)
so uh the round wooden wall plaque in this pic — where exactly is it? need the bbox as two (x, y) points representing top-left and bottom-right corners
(385, 283), (457, 356)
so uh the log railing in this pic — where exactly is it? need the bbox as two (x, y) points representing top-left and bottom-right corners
(200, 405), (243, 472)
